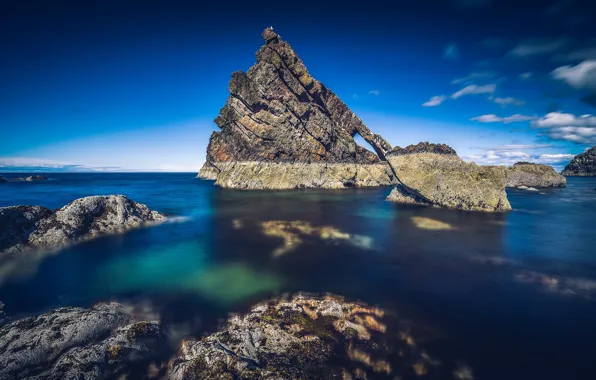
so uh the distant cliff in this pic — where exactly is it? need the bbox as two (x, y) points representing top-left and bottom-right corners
(562, 147), (596, 176)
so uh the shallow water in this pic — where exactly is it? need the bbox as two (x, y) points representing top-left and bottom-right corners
(1, 173), (596, 379)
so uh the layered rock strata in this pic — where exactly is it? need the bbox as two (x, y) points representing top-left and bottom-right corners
(198, 28), (393, 189)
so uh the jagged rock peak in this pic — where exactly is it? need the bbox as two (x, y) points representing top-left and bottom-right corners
(388, 142), (457, 157)
(203, 28), (392, 168)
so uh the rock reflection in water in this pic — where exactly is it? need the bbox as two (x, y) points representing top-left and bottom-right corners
(515, 270), (596, 299)
(411, 216), (455, 231)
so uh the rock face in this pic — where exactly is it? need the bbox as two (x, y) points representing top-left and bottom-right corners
(562, 146), (596, 176)
(168, 294), (436, 380)
(212, 162), (395, 189)
(386, 143), (511, 212)
(198, 28), (393, 188)
(0, 195), (165, 255)
(506, 162), (566, 188)
(0, 303), (164, 380)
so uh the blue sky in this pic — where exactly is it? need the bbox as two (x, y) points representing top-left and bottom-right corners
(1, 0), (595, 172)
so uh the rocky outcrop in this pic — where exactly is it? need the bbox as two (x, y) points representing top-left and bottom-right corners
(0, 195), (165, 255)
(0, 303), (164, 380)
(168, 294), (452, 380)
(386, 143), (511, 212)
(211, 162), (396, 189)
(0, 175), (48, 182)
(562, 146), (596, 176)
(198, 28), (392, 188)
(506, 162), (566, 188)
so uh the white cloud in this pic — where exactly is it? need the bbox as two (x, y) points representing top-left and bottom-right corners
(492, 97), (525, 106)
(470, 114), (535, 124)
(464, 150), (574, 168)
(451, 71), (496, 84)
(470, 113), (536, 124)
(452, 84), (496, 99)
(509, 38), (568, 57)
(533, 112), (596, 144)
(443, 43), (460, 60)
(422, 95), (447, 107)
(551, 60), (596, 90)
(519, 72), (533, 80)
(487, 144), (553, 150)
(368, 90), (380, 96)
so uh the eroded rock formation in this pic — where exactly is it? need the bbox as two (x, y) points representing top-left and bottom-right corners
(0, 195), (165, 255)
(506, 162), (566, 188)
(562, 146), (596, 176)
(198, 28), (393, 188)
(0, 303), (165, 380)
(386, 143), (511, 212)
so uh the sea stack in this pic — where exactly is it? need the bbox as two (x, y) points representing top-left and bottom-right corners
(198, 28), (395, 189)
(507, 162), (566, 188)
(386, 143), (511, 212)
(562, 146), (596, 176)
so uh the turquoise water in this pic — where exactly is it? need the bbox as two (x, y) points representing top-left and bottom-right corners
(1, 173), (596, 379)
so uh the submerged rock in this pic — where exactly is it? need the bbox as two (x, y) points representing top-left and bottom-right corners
(198, 28), (392, 188)
(167, 294), (451, 380)
(386, 143), (511, 212)
(0, 175), (48, 182)
(0, 303), (165, 380)
(562, 146), (596, 176)
(506, 162), (566, 188)
(0, 195), (165, 255)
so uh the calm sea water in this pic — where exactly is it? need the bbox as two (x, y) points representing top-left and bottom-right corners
(1, 173), (596, 379)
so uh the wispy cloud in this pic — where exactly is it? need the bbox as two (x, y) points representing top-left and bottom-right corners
(479, 144), (554, 150)
(533, 112), (596, 144)
(553, 47), (596, 62)
(519, 72), (533, 80)
(492, 97), (525, 106)
(470, 114), (536, 123)
(508, 38), (568, 57)
(551, 60), (596, 90)
(452, 84), (496, 99)
(368, 90), (380, 96)
(451, 71), (496, 84)
(0, 157), (198, 173)
(464, 150), (575, 168)
(443, 43), (460, 60)
(422, 95), (447, 107)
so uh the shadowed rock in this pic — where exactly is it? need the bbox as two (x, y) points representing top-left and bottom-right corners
(507, 162), (566, 188)
(198, 28), (393, 188)
(0, 303), (164, 380)
(562, 146), (596, 176)
(386, 143), (511, 212)
(0, 195), (165, 255)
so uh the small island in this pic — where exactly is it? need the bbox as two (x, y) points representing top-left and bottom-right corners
(562, 146), (596, 176)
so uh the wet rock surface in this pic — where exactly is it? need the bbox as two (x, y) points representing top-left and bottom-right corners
(386, 145), (511, 212)
(0, 175), (48, 182)
(0, 195), (165, 255)
(562, 146), (596, 176)
(199, 28), (392, 188)
(507, 162), (566, 188)
(0, 303), (165, 380)
(167, 294), (462, 380)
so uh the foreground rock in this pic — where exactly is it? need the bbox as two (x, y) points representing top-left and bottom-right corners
(506, 162), (566, 188)
(0, 195), (165, 255)
(198, 28), (393, 188)
(168, 294), (453, 379)
(0, 303), (165, 380)
(562, 146), (596, 176)
(386, 143), (511, 212)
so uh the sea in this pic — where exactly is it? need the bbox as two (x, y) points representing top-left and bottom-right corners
(1, 172), (595, 379)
